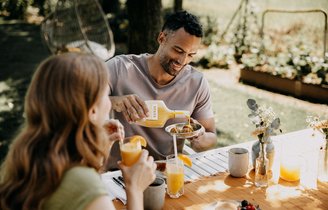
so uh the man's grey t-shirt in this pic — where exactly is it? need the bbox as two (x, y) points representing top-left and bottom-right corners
(106, 53), (214, 169)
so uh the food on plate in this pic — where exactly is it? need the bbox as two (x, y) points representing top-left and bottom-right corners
(182, 124), (193, 133)
(238, 200), (260, 210)
(169, 123), (195, 134)
(169, 127), (179, 134)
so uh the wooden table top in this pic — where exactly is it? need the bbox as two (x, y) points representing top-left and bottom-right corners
(113, 171), (328, 209)
(112, 129), (328, 209)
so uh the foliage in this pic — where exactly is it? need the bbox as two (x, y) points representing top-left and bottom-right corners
(0, 79), (25, 163)
(1, 0), (32, 19)
(200, 15), (220, 46)
(246, 99), (281, 143)
(196, 44), (234, 69)
(232, 15), (328, 86)
(195, 16), (235, 69)
(231, 1), (261, 64)
(191, 1), (328, 86)
(108, 8), (129, 43)
(307, 116), (328, 136)
(240, 48), (328, 86)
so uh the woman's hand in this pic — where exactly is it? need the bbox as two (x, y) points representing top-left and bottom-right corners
(118, 150), (156, 210)
(118, 150), (156, 192)
(104, 119), (125, 143)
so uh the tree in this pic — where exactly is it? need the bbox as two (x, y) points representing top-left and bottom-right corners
(126, 0), (162, 54)
(100, 0), (120, 14)
(2, 0), (30, 19)
(174, 0), (183, 12)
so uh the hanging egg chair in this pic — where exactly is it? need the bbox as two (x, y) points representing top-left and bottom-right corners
(41, 0), (115, 61)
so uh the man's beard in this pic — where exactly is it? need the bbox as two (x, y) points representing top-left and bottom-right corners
(161, 59), (184, 77)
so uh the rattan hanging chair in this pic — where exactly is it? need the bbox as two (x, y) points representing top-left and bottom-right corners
(41, 0), (115, 61)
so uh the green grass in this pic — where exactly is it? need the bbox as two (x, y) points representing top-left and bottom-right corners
(209, 80), (328, 147)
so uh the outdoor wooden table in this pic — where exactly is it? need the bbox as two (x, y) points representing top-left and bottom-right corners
(112, 129), (328, 209)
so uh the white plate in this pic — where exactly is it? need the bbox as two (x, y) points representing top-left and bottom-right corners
(202, 200), (240, 210)
(165, 122), (204, 139)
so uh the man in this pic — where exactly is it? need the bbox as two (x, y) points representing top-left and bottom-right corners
(106, 10), (216, 170)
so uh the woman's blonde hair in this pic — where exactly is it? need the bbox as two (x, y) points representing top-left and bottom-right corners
(0, 53), (110, 210)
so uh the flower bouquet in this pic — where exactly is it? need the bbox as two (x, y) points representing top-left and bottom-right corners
(307, 116), (328, 181)
(246, 99), (281, 187)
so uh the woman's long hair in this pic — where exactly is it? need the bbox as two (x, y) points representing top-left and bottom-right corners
(0, 53), (110, 210)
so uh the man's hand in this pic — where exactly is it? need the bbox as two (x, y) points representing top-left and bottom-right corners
(110, 95), (149, 122)
(185, 118), (217, 152)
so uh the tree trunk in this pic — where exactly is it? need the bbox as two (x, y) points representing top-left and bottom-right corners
(100, 0), (120, 14)
(126, 0), (162, 54)
(174, 0), (183, 12)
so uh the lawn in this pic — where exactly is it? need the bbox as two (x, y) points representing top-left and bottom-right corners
(209, 79), (328, 147)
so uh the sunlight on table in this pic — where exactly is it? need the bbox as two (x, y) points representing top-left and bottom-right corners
(196, 180), (229, 194)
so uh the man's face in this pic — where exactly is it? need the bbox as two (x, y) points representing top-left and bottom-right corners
(157, 28), (201, 76)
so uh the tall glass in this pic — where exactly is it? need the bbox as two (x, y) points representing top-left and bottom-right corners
(120, 138), (142, 166)
(166, 155), (184, 198)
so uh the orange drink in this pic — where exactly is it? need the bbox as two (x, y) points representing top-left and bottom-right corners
(166, 156), (184, 198)
(120, 141), (142, 166)
(280, 157), (301, 182)
(135, 100), (189, 128)
(120, 135), (147, 166)
(167, 170), (184, 195)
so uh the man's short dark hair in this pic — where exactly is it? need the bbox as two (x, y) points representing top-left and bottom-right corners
(162, 10), (203, 38)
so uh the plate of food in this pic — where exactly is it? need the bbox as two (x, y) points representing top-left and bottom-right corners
(203, 199), (260, 210)
(165, 122), (204, 139)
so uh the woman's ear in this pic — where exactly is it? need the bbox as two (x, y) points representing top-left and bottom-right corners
(88, 106), (97, 124)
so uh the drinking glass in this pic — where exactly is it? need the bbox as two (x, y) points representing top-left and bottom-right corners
(166, 155), (184, 198)
(119, 138), (142, 166)
(280, 153), (302, 182)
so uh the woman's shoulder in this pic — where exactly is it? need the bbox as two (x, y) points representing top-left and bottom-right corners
(62, 166), (106, 190)
(64, 166), (99, 181)
(43, 166), (107, 210)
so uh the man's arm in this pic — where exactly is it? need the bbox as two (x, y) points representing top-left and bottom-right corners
(189, 117), (217, 152)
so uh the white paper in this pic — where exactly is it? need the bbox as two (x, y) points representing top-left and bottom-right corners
(101, 170), (127, 205)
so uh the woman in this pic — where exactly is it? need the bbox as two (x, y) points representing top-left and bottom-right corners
(0, 53), (156, 210)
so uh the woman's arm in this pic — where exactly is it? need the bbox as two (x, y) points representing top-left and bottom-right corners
(84, 196), (116, 210)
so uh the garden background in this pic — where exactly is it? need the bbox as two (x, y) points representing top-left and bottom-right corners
(0, 0), (328, 162)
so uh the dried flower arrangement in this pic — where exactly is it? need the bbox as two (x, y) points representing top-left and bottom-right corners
(246, 99), (282, 143)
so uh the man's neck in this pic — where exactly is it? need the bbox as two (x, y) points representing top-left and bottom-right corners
(147, 55), (175, 85)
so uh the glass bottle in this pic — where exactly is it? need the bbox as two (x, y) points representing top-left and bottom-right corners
(135, 100), (190, 128)
(252, 136), (275, 170)
(318, 132), (328, 182)
(255, 143), (269, 187)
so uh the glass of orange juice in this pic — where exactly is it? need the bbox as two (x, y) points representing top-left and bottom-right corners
(280, 153), (302, 182)
(120, 137), (143, 166)
(166, 155), (184, 198)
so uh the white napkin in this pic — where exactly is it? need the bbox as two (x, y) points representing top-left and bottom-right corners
(101, 170), (127, 205)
